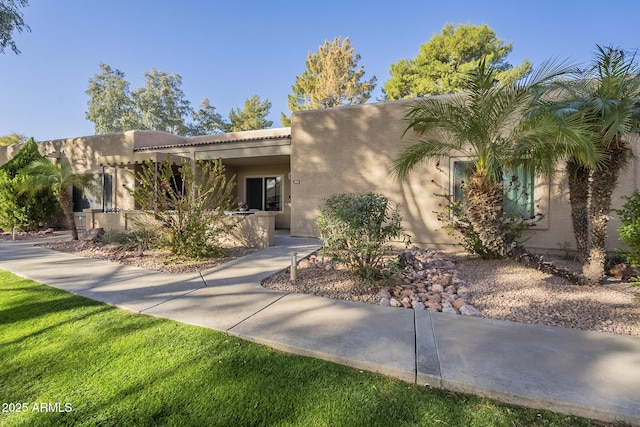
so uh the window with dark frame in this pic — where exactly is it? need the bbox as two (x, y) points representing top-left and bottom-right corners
(246, 176), (282, 211)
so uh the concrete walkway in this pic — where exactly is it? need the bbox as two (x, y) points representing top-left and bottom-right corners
(1, 235), (639, 426)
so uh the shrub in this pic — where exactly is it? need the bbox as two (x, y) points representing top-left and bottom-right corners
(0, 139), (59, 231)
(316, 192), (409, 281)
(614, 190), (640, 267)
(102, 224), (159, 253)
(131, 157), (238, 259)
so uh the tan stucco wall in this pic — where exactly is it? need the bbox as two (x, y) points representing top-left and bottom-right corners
(290, 100), (640, 252)
(290, 100), (458, 248)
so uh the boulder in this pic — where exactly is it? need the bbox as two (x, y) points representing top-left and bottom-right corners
(81, 227), (105, 242)
(459, 304), (480, 317)
(609, 263), (635, 281)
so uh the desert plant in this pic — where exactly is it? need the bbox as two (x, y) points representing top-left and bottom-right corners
(131, 157), (238, 259)
(614, 190), (640, 268)
(102, 225), (159, 253)
(19, 159), (96, 240)
(316, 192), (409, 281)
(0, 138), (59, 231)
(555, 45), (640, 284)
(431, 162), (544, 259)
(391, 58), (597, 259)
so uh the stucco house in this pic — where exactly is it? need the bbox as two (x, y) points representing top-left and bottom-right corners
(1, 98), (638, 252)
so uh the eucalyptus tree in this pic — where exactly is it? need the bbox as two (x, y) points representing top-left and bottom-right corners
(557, 45), (640, 284)
(0, 0), (30, 54)
(392, 59), (599, 266)
(131, 69), (193, 135)
(86, 63), (137, 134)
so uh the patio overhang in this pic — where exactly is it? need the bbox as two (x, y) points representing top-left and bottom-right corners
(98, 152), (190, 167)
(132, 128), (291, 163)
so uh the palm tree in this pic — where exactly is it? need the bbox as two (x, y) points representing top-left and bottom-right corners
(392, 59), (600, 262)
(20, 159), (96, 240)
(557, 45), (640, 284)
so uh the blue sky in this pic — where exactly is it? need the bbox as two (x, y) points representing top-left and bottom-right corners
(1, 0), (639, 141)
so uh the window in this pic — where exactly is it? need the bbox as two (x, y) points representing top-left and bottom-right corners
(451, 160), (534, 217)
(246, 176), (283, 211)
(73, 173), (113, 212)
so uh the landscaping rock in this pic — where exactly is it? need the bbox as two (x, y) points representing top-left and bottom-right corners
(81, 228), (105, 242)
(609, 263), (635, 281)
(452, 299), (466, 309)
(459, 304), (481, 317)
(412, 301), (425, 310)
(431, 283), (444, 293)
(389, 298), (402, 307)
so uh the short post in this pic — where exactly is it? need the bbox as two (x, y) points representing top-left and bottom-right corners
(290, 252), (297, 282)
(12, 226), (17, 241)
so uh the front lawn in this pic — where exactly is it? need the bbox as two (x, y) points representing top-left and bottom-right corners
(0, 271), (614, 426)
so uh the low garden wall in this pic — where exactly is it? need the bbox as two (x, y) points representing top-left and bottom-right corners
(73, 210), (277, 249)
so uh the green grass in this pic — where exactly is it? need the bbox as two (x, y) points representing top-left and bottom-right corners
(0, 270), (615, 427)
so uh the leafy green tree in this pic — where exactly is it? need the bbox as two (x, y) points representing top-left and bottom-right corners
(85, 63), (137, 134)
(0, 132), (27, 146)
(19, 159), (96, 240)
(283, 36), (376, 126)
(132, 158), (238, 258)
(555, 45), (640, 284)
(0, 138), (59, 231)
(382, 23), (531, 100)
(0, 0), (29, 54)
(391, 59), (598, 281)
(227, 95), (273, 132)
(131, 69), (193, 135)
(189, 97), (227, 135)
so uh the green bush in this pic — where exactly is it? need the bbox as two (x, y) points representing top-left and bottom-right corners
(131, 157), (238, 259)
(316, 192), (409, 281)
(614, 190), (640, 267)
(0, 138), (59, 231)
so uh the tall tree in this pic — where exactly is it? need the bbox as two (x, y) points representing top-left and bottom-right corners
(189, 97), (227, 135)
(227, 95), (272, 132)
(19, 159), (96, 240)
(391, 59), (598, 281)
(0, 0), (29, 54)
(131, 69), (193, 135)
(85, 63), (137, 134)
(556, 45), (640, 284)
(0, 132), (27, 146)
(283, 36), (376, 126)
(383, 23), (531, 100)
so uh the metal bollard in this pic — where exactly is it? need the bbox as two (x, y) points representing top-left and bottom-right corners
(12, 226), (17, 241)
(290, 252), (297, 282)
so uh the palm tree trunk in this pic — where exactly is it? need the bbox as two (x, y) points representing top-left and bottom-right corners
(58, 187), (78, 240)
(567, 160), (590, 262)
(583, 144), (629, 284)
(463, 172), (517, 258)
(465, 171), (587, 284)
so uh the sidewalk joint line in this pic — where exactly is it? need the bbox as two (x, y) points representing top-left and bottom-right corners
(429, 312), (442, 385)
(139, 285), (207, 314)
(226, 291), (291, 331)
(413, 310), (418, 385)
